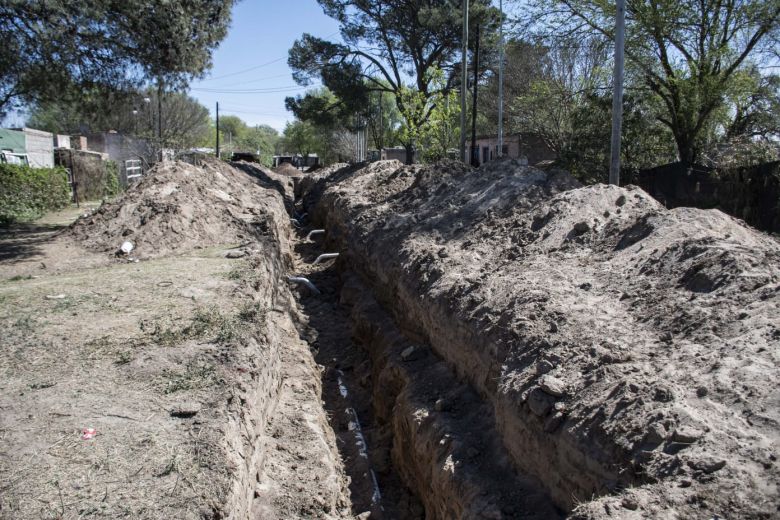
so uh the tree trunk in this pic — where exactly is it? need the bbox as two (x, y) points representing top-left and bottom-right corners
(674, 131), (697, 165)
(404, 142), (414, 165)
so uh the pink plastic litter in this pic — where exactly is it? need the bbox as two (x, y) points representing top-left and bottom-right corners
(81, 428), (97, 440)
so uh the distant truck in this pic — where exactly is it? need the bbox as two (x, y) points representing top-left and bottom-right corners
(231, 152), (258, 163)
(0, 151), (29, 166)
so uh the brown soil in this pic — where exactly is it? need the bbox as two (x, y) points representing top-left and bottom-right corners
(3, 154), (777, 520)
(303, 158), (780, 519)
(274, 162), (303, 177)
(0, 159), (352, 519)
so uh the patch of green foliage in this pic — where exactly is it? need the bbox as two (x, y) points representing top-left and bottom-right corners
(0, 164), (70, 225)
(103, 160), (121, 198)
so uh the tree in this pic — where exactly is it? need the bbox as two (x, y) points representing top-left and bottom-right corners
(522, 0), (780, 163)
(27, 88), (211, 149)
(281, 121), (318, 160)
(288, 0), (500, 163)
(0, 0), (235, 116)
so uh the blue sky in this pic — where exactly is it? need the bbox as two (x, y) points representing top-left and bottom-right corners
(188, 1), (342, 133)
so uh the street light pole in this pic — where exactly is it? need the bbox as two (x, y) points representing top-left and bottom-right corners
(498, 0), (504, 158)
(609, 0), (626, 185)
(459, 0), (469, 163)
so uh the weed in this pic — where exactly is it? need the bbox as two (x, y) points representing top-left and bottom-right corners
(161, 361), (216, 394)
(13, 315), (35, 331)
(115, 351), (134, 365)
(7, 275), (32, 282)
(226, 267), (245, 280)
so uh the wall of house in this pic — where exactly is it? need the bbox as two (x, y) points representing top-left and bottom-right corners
(0, 129), (26, 154)
(466, 135), (556, 167)
(19, 128), (54, 168)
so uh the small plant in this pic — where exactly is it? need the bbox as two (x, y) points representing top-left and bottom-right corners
(103, 160), (121, 198)
(7, 275), (32, 282)
(115, 351), (134, 365)
(0, 164), (70, 225)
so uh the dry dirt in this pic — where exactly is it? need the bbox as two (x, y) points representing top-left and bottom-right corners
(3, 154), (778, 520)
(303, 158), (780, 519)
(0, 158), (353, 519)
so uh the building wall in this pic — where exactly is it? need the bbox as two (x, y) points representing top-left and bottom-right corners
(17, 128), (54, 168)
(54, 134), (71, 149)
(0, 129), (26, 153)
(466, 134), (556, 167)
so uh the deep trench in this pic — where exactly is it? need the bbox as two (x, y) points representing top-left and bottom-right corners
(286, 190), (562, 519)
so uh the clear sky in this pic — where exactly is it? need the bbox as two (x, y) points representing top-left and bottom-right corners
(188, 1), (342, 133)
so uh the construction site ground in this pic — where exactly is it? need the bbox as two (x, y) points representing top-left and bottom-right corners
(0, 157), (777, 520)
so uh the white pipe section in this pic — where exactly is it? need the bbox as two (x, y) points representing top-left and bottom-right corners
(290, 218), (301, 228)
(286, 276), (321, 295)
(307, 229), (325, 241)
(313, 253), (339, 265)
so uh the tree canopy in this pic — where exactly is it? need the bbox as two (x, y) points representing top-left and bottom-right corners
(288, 0), (500, 163)
(521, 0), (780, 163)
(0, 0), (235, 116)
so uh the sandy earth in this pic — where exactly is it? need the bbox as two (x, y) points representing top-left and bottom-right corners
(0, 158), (352, 519)
(2, 155), (777, 520)
(305, 158), (780, 519)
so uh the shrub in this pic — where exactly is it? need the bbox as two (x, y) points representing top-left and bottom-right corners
(0, 164), (71, 225)
(104, 160), (121, 198)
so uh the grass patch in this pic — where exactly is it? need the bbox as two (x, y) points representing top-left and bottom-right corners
(161, 360), (218, 394)
(140, 304), (266, 348)
(7, 275), (32, 282)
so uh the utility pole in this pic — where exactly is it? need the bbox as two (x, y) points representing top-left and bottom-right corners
(470, 25), (480, 167)
(459, 0), (469, 163)
(498, 0), (505, 158)
(157, 80), (163, 161)
(215, 102), (220, 158)
(609, 0), (626, 185)
(379, 91), (384, 152)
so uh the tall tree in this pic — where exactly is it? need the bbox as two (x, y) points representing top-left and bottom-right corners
(288, 0), (499, 163)
(27, 88), (211, 149)
(522, 0), (780, 163)
(0, 0), (235, 116)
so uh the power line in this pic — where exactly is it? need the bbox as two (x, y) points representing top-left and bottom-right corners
(198, 31), (341, 83)
(191, 85), (312, 94)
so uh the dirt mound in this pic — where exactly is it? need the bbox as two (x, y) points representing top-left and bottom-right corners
(70, 158), (284, 259)
(308, 158), (780, 519)
(274, 162), (302, 176)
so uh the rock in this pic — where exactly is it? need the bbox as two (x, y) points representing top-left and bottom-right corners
(544, 412), (566, 433)
(696, 386), (709, 398)
(672, 426), (703, 444)
(437, 248), (449, 258)
(536, 359), (554, 375)
(170, 401), (202, 418)
(226, 250), (247, 259)
(660, 331), (673, 343)
(539, 375), (566, 397)
(616, 195), (627, 206)
(679, 479), (692, 488)
(621, 497), (639, 510)
(653, 385), (674, 403)
(549, 322), (559, 333)
(356, 512), (371, 520)
(400, 346), (423, 362)
(527, 387), (555, 417)
(434, 398), (446, 412)
(579, 282), (592, 291)
(688, 458), (726, 474)
(573, 221), (590, 234)
(644, 423), (667, 445)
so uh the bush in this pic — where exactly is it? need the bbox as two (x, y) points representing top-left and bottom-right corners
(104, 160), (121, 198)
(0, 164), (71, 225)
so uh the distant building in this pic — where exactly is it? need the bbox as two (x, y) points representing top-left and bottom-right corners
(86, 132), (154, 179)
(273, 154), (319, 169)
(466, 133), (556, 167)
(8, 128), (55, 168)
(381, 147), (415, 163)
(53, 134), (71, 149)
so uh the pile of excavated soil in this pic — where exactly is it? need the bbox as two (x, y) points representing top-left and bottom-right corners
(70, 158), (286, 259)
(308, 158), (780, 519)
(274, 162), (302, 176)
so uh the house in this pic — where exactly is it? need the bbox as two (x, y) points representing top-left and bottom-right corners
(85, 131), (154, 178)
(465, 133), (556, 167)
(381, 146), (416, 163)
(5, 128), (55, 168)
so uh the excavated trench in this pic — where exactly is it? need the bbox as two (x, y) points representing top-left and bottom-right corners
(287, 191), (562, 519)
